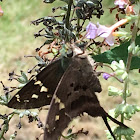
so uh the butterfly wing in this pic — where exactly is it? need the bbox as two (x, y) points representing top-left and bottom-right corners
(44, 55), (103, 140)
(44, 55), (127, 140)
(8, 58), (71, 109)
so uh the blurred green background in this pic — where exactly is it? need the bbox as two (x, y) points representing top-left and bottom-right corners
(0, 0), (140, 140)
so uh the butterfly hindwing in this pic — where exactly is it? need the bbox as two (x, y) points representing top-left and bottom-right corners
(8, 58), (71, 109)
(44, 55), (103, 140)
(44, 55), (127, 140)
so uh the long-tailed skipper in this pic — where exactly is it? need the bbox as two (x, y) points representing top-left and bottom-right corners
(8, 44), (127, 140)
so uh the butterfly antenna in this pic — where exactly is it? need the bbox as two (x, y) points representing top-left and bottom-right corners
(102, 116), (116, 140)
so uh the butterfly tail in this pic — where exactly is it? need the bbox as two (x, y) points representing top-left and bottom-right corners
(102, 111), (128, 140)
(102, 116), (117, 140)
(104, 112), (128, 128)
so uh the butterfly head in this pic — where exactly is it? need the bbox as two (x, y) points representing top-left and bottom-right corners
(67, 42), (87, 58)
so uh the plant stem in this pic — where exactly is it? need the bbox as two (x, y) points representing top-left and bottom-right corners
(65, 0), (73, 30)
(66, 0), (73, 29)
(123, 9), (140, 109)
(119, 10), (140, 140)
(65, 0), (73, 42)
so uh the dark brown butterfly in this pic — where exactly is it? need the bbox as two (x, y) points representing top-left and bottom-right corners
(8, 45), (127, 140)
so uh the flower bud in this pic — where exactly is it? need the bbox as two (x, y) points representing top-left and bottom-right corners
(119, 60), (125, 69)
(103, 73), (111, 80)
(52, 48), (58, 55)
(128, 45), (133, 53)
(115, 69), (125, 76)
(132, 46), (140, 55)
(111, 61), (118, 71)
(121, 71), (128, 80)
(113, 31), (128, 37)
(137, 51), (140, 57)
(135, 106), (140, 112)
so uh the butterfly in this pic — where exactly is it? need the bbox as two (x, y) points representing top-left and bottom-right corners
(8, 45), (127, 140)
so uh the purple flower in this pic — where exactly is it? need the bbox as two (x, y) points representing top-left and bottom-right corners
(86, 22), (97, 39)
(111, 61), (117, 65)
(114, 0), (128, 9)
(97, 24), (114, 46)
(103, 73), (111, 80)
(86, 18), (129, 46)
(86, 22), (115, 46)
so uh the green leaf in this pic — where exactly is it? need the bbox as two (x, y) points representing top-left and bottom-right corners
(114, 126), (135, 140)
(21, 71), (28, 82)
(43, 0), (55, 3)
(114, 104), (140, 119)
(43, 39), (54, 44)
(86, 1), (94, 8)
(17, 71), (29, 85)
(60, 45), (67, 57)
(10, 131), (17, 140)
(60, 5), (68, 11)
(35, 56), (47, 67)
(19, 113), (24, 118)
(31, 112), (38, 117)
(130, 79), (139, 85)
(0, 94), (11, 105)
(75, 0), (85, 19)
(60, 0), (69, 4)
(108, 86), (122, 96)
(24, 110), (30, 115)
(17, 77), (26, 84)
(92, 35), (140, 70)
(18, 83), (26, 89)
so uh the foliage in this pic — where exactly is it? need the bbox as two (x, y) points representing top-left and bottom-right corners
(0, 0), (140, 140)
(93, 35), (140, 70)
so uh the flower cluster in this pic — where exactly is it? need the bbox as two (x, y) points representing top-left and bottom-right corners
(86, 0), (136, 46)
(102, 60), (128, 81)
(114, 0), (129, 9)
(86, 18), (129, 46)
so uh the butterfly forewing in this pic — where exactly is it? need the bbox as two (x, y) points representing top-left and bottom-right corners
(8, 58), (71, 109)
